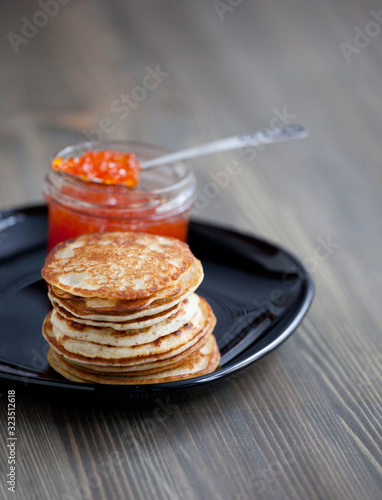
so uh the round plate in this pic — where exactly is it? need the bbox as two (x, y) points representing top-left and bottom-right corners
(0, 205), (314, 402)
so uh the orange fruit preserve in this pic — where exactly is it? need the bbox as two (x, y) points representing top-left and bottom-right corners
(52, 150), (141, 187)
(44, 145), (194, 251)
(46, 200), (189, 251)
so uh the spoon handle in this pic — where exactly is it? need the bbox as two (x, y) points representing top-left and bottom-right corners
(141, 124), (308, 169)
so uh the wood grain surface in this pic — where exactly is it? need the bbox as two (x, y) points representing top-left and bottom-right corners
(1, 1), (382, 499)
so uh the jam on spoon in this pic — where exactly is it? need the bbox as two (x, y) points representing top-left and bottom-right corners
(52, 150), (142, 187)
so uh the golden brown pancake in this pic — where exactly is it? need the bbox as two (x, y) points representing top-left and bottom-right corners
(42, 231), (195, 300)
(49, 258), (203, 312)
(42, 296), (215, 367)
(63, 330), (213, 375)
(46, 259), (203, 322)
(49, 299), (183, 331)
(50, 293), (200, 346)
(47, 334), (220, 384)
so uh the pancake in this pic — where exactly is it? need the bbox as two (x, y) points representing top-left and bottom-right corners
(48, 301), (204, 359)
(46, 259), (203, 322)
(43, 296), (215, 367)
(64, 329), (213, 375)
(50, 293), (200, 347)
(49, 258), (203, 312)
(42, 231), (195, 300)
(47, 334), (220, 384)
(50, 299), (183, 331)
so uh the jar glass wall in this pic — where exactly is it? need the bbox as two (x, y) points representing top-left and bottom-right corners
(43, 141), (196, 251)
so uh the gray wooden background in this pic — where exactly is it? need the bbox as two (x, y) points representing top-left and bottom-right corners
(0, 1), (381, 499)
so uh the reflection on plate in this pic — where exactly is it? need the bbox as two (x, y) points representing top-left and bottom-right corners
(0, 205), (314, 401)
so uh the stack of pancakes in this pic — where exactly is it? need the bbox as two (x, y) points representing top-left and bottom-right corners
(41, 232), (220, 384)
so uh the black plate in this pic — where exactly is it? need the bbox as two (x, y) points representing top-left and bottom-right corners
(0, 205), (314, 401)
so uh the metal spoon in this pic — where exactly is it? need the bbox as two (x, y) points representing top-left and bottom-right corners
(141, 124), (308, 169)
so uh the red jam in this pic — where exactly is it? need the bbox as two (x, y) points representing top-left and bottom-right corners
(46, 199), (189, 251)
(44, 144), (194, 251)
(52, 150), (141, 187)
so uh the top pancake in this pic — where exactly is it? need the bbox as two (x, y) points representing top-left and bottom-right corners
(41, 231), (195, 300)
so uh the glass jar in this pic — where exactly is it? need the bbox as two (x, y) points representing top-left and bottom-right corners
(43, 140), (196, 251)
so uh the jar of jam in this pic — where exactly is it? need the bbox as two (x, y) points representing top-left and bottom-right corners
(43, 140), (196, 251)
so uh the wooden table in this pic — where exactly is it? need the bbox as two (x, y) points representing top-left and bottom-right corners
(1, 1), (382, 498)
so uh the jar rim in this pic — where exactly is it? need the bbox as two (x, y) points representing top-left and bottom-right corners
(51, 139), (194, 196)
(45, 139), (196, 217)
